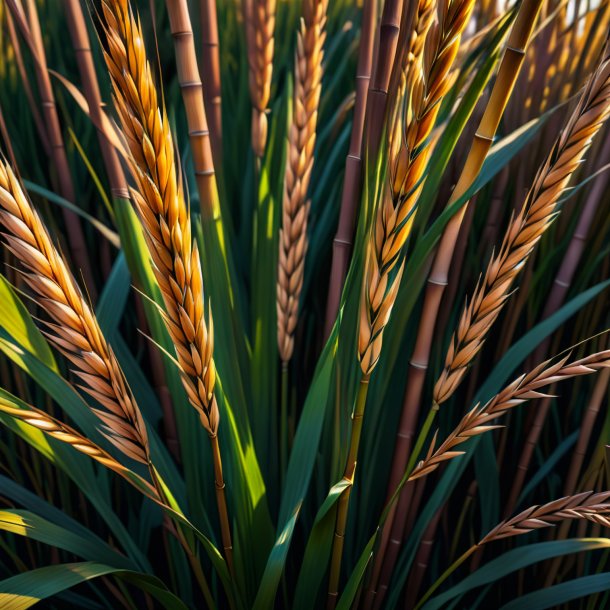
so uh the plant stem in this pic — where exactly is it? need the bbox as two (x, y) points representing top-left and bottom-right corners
(281, 361), (289, 487)
(210, 433), (235, 578)
(414, 544), (478, 610)
(327, 376), (370, 609)
(405, 403), (439, 476)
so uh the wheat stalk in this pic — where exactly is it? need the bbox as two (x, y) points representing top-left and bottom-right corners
(101, 0), (233, 573)
(358, 0), (475, 377)
(0, 160), (149, 465)
(433, 39), (610, 406)
(247, 0), (277, 158)
(411, 350), (610, 481)
(276, 0), (328, 364)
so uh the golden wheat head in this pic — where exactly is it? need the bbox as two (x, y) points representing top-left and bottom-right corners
(0, 160), (149, 464)
(277, 0), (328, 363)
(102, 0), (219, 436)
(358, 0), (475, 376)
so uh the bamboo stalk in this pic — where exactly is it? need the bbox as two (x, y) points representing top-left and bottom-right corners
(64, 0), (128, 201)
(4, 9), (49, 155)
(381, 0), (544, 564)
(7, 0), (97, 299)
(364, 0), (404, 155)
(199, 0), (223, 167)
(165, 0), (221, 221)
(323, 0), (376, 338)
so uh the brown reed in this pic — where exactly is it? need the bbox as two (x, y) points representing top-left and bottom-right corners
(433, 38), (610, 406)
(101, 0), (233, 572)
(0, 160), (149, 465)
(6, 0), (96, 297)
(277, 0), (328, 363)
(247, 0), (277, 159)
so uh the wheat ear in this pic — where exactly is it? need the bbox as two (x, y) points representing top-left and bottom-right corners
(0, 160), (149, 465)
(101, 0), (233, 572)
(433, 39), (610, 406)
(358, 0), (475, 376)
(481, 491), (610, 543)
(276, 0), (328, 363)
(411, 350), (610, 481)
(247, 0), (277, 158)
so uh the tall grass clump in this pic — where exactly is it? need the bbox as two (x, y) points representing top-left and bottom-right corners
(1, 0), (610, 608)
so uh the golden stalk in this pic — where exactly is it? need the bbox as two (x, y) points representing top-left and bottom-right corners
(101, 0), (233, 574)
(276, 0), (328, 364)
(247, 0), (277, 158)
(0, 160), (149, 465)
(433, 38), (610, 406)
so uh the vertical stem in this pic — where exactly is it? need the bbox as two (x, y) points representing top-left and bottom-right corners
(280, 361), (289, 487)
(8, 0), (97, 298)
(199, 0), (223, 168)
(324, 0), (376, 338)
(210, 433), (235, 578)
(327, 376), (370, 609)
(165, 0), (221, 222)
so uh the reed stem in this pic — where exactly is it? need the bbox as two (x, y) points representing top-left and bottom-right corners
(327, 376), (370, 608)
(210, 433), (235, 578)
(280, 362), (289, 487)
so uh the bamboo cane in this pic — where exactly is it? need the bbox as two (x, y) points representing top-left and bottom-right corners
(7, 0), (97, 299)
(199, 0), (223, 167)
(165, 0), (221, 221)
(323, 0), (376, 339)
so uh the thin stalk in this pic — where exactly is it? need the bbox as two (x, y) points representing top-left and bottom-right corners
(323, 0), (376, 338)
(210, 433), (235, 578)
(383, 0), (544, 564)
(327, 376), (370, 609)
(199, 0), (223, 167)
(280, 362), (289, 486)
(404, 509), (442, 608)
